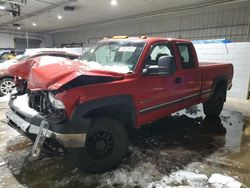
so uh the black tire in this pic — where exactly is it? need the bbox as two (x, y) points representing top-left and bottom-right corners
(0, 78), (15, 97)
(203, 87), (226, 117)
(70, 117), (128, 173)
(202, 116), (226, 134)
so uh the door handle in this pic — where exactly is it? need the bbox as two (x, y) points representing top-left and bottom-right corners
(175, 77), (182, 84)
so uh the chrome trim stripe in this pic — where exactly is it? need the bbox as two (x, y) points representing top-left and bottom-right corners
(139, 89), (212, 114)
(140, 98), (182, 114)
(182, 93), (200, 100)
(202, 89), (212, 94)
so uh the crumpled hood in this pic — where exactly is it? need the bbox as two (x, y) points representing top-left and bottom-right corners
(8, 56), (124, 90)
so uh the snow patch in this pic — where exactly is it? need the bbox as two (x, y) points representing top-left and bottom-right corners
(80, 60), (130, 74)
(34, 56), (71, 67)
(208, 173), (241, 188)
(0, 161), (8, 167)
(12, 94), (38, 116)
(100, 163), (243, 188)
(0, 95), (10, 102)
(149, 170), (208, 188)
(106, 162), (161, 187)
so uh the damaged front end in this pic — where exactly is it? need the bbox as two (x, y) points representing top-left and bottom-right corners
(7, 56), (125, 159)
(7, 91), (88, 159)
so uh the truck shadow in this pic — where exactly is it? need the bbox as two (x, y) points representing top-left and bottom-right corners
(4, 108), (245, 188)
(128, 114), (226, 174)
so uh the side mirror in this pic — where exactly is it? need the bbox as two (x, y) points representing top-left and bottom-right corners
(158, 55), (175, 74)
(143, 55), (176, 75)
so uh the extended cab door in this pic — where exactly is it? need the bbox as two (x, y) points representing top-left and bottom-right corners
(136, 42), (184, 125)
(174, 42), (201, 105)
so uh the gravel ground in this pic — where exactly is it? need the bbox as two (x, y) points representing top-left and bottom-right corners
(0, 97), (249, 188)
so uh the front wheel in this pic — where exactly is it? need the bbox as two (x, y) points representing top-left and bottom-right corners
(203, 87), (226, 117)
(70, 117), (128, 173)
(0, 78), (15, 96)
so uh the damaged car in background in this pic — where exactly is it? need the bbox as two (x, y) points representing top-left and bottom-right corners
(0, 49), (79, 96)
(6, 36), (233, 172)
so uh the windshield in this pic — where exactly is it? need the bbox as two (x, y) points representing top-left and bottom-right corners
(79, 41), (146, 73)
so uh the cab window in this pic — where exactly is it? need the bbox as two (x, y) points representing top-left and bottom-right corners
(146, 43), (173, 66)
(177, 43), (195, 69)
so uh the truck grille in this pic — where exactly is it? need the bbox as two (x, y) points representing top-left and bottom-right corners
(28, 91), (66, 121)
(28, 92), (50, 114)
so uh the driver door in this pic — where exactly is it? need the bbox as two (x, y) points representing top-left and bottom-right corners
(136, 42), (180, 124)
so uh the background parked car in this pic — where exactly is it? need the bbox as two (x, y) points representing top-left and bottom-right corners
(0, 50), (24, 63)
(0, 48), (80, 96)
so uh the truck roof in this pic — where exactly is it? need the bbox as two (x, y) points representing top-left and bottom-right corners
(100, 36), (191, 43)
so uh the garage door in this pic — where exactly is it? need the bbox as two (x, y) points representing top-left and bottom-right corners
(14, 38), (41, 50)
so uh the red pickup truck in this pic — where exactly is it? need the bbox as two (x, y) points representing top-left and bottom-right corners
(6, 36), (233, 172)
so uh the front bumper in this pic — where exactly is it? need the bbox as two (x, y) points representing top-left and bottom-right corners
(6, 95), (89, 148)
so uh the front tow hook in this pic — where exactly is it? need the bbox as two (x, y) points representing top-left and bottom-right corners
(31, 120), (50, 160)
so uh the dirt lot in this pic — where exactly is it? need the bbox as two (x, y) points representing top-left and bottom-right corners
(0, 97), (249, 188)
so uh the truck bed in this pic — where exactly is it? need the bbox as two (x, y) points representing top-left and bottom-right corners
(199, 62), (233, 98)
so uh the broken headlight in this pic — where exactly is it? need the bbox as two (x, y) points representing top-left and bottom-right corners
(48, 92), (65, 109)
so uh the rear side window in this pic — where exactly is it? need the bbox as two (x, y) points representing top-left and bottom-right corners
(177, 43), (195, 69)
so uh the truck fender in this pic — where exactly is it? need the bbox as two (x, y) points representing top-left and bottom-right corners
(70, 95), (137, 131)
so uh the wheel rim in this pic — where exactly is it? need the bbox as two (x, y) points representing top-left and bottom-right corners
(86, 130), (115, 160)
(0, 80), (15, 95)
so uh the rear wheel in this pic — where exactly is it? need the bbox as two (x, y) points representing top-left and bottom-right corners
(203, 87), (226, 117)
(70, 117), (128, 173)
(0, 78), (15, 96)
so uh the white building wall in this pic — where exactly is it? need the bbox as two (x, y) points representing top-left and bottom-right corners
(53, 2), (250, 47)
(0, 32), (53, 49)
(194, 43), (250, 99)
(40, 34), (53, 48)
(0, 33), (14, 48)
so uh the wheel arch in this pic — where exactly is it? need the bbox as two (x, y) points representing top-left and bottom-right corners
(0, 76), (14, 81)
(211, 76), (228, 101)
(70, 95), (137, 135)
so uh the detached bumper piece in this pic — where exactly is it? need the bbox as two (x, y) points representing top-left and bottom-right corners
(6, 99), (87, 148)
(31, 120), (50, 160)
